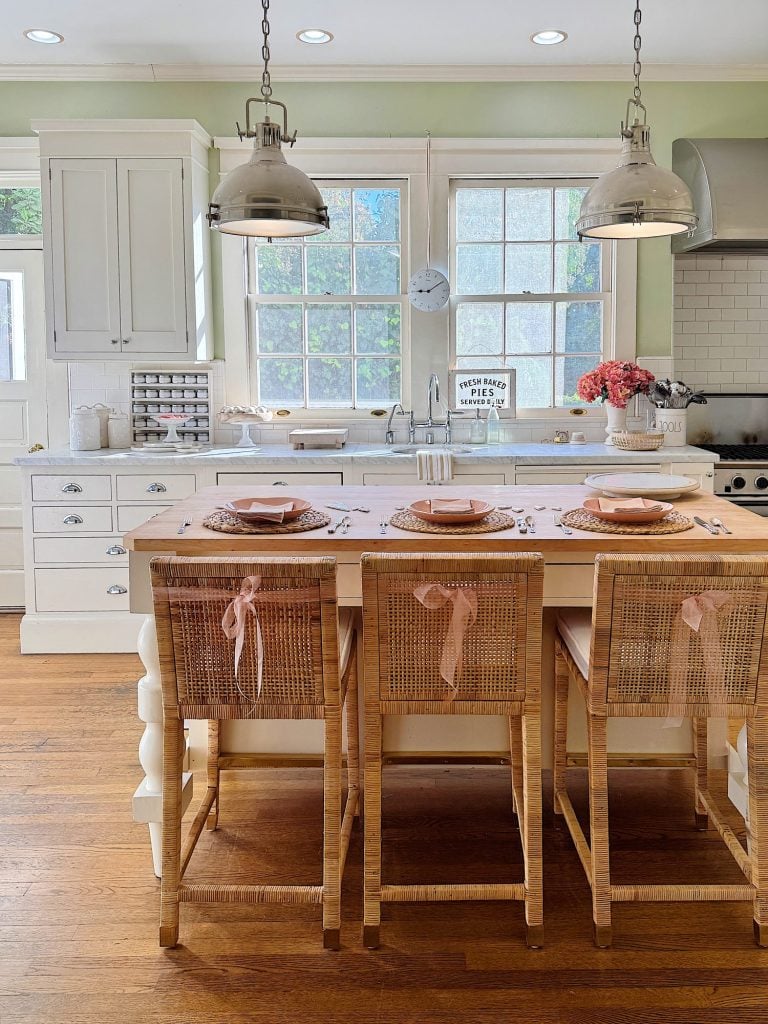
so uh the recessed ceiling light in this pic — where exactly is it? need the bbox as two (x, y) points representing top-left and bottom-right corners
(24, 28), (64, 44)
(297, 29), (333, 45)
(530, 29), (567, 46)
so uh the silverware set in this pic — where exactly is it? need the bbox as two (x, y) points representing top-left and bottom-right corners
(328, 515), (351, 535)
(553, 513), (573, 535)
(177, 516), (192, 534)
(693, 515), (731, 535)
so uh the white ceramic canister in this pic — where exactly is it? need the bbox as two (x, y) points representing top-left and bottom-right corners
(656, 408), (687, 447)
(91, 403), (111, 447)
(69, 406), (101, 451)
(107, 412), (132, 449)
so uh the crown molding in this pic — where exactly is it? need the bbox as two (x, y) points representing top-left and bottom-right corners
(0, 61), (767, 83)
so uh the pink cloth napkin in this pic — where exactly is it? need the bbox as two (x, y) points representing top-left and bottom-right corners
(596, 497), (663, 513)
(430, 498), (474, 513)
(225, 501), (294, 522)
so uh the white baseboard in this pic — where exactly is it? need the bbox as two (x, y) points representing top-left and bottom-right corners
(19, 611), (143, 654)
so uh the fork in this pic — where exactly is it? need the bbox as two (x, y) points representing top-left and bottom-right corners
(553, 513), (572, 536)
(525, 515), (536, 534)
(177, 516), (192, 535)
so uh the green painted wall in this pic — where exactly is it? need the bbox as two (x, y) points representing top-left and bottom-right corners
(3, 79), (768, 358)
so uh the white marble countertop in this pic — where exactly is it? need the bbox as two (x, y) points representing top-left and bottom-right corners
(15, 442), (717, 467)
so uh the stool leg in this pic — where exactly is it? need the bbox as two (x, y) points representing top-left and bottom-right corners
(522, 711), (544, 948)
(693, 717), (709, 831)
(159, 715), (183, 947)
(322, 708), (342, 950)
(206, 720), (220, 831)
(747, 716), (768, 947)
(345, 652), (361, 818)
(587, 713), (612, 948)
(553, 641), (569, 815)
(363, 704), (382, 949)
(509, 715), (523, 816)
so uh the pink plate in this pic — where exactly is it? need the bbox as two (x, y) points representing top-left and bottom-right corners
(408, 498), (494, 525)
(583, 497), (673, 524)
(226, 497), (311, 523)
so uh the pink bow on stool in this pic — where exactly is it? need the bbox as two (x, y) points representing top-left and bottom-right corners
(221, 575), (265, 697)
(414, 583), (478, 701)
(664, 589), (733, 728)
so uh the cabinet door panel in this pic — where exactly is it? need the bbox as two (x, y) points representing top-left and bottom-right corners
(117, 159), (187, 353)
(49, 159), (120, 353)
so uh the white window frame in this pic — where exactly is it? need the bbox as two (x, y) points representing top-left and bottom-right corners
(0, 139), (43, 251)
(217, 137), (636, 421)
(246, 179), (408, 412)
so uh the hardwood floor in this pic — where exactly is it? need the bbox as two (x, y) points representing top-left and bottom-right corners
(1, 613), (767, 1023)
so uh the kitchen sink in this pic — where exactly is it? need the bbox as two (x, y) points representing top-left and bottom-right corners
(387, 444), (476, 455)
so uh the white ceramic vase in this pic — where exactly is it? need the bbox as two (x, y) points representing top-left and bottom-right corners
(604, 403), (627, 445)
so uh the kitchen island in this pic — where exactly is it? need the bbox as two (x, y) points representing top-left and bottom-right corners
(125, 482), (767, 875)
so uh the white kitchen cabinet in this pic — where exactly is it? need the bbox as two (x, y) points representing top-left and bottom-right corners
(362, 471), (506, 485)
(217, 472), (344, 487)
(35, 120), (212, 362)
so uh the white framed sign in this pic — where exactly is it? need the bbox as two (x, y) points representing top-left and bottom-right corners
(450, 368), (516, 419)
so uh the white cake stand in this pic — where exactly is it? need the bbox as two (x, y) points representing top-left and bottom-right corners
(151, 414), (193, 444)
(234, 420), (259, 447)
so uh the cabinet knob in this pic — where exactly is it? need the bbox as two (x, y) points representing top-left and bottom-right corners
(63, 514), (83, 525)
(61, 482), (83, 493)
(106, 584), (128, 595)
(106, 544), (126, 556)
(146, 482), (167, 493)
(273, 480), (289, 486)
(706, 471), (714, 478)
(123, 338), (130, 344)
(111, 339), (120, 345)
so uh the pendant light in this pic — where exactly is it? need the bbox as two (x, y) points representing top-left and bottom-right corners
(576, 0), (698, 240)
(207, 0), (329, 238)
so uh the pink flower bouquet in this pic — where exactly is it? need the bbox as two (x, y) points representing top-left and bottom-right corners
(577, 361), (655, 409)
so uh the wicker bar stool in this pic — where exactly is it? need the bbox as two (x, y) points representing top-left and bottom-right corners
(361, 552), (545, 948)
(554, 553), (768, 948)
(150, 555), (359, 950)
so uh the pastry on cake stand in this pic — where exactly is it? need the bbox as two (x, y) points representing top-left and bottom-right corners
(219, 405), (274, 448)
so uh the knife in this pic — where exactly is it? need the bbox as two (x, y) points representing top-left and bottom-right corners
(326, 502), (351, 512)
(693, 515), (718, 535)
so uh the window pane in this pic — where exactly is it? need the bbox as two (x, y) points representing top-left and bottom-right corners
(307, 304), (351, 354)
(456, 244), (503, 294)
(505, 302), (552, 354)
(504, 243), (552, 293)
(554, 242), (601, 292)
(354, 245), (400, 295)
(308, 357), (352, 407)
(356, 304), (401, 354)
(505, 188), (552, 242)
(506, 357), (552, 408)
(256, 303), (303, 353)
(555, 187), (590, 240)
(555, 301), (603, 353)
(0, 188), (42, 235)
(456, 302), (503, 356)
(0, 278), (12, 380)
(0, 272), (25, 382)
(356, 358), (401, 404)
(256, 245), (302, 294)
(306, 188), (351, 244)
(258, 359), (305, 406)
(353, 189), (400, 242)
(556, 355), (600, 407)
(455, 356), (506, 369)
(456, 188), (503, 242)
(306, 245), (351, 295)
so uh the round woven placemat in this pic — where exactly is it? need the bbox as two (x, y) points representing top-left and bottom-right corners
(560, 508), (693, 535)
(202, 508), (331, 534)
(389, 510), (516, 534)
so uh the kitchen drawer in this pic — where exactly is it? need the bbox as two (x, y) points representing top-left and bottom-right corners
(31, 474), (112, 501)
(35, 567), (130, 612)
(116, 473), (196, 501)
(362, 472), (506, 486)
(515, 465), (660, 486)
(34, 536), (128, 565)
(33, 505), (113, 534)
(117, 504), (172, 532)
(217, 472), (343, 487)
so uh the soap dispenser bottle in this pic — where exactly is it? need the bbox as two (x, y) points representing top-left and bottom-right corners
(486, 404), (500, 444)
(469, 408), (485, 444)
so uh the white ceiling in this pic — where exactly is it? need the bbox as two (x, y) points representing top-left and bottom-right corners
(3, 0), (768, 78)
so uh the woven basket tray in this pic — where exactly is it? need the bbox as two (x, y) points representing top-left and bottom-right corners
(389, 510), (516, 534)
(560, 508), (693, 535)
(612, 431), (665, 451)
(203, 509), (331, 534)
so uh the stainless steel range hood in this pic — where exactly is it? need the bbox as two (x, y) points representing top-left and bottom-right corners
(672, 138), (768, 253)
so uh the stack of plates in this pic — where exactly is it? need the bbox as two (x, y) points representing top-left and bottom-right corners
(584, 473), (699, 500)
(223, 497), (310, 524)
(408, 498), (494, 525)
(583, 497), (673, 525)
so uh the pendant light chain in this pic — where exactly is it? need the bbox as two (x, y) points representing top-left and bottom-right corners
(425, 131), (432, 268)
(632, 0), (642, 106)
(260, 0), (272, 101)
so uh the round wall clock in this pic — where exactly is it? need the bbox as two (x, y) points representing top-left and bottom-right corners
(408, 267), (450, 312)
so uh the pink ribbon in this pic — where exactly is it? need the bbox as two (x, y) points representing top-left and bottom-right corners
(664, 589), (733, 727)
(221, 575), (265, 695)
(414, 583), (478, 701)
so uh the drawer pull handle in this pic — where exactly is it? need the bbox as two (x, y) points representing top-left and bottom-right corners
(63, 514), (83, 525)
(111, 339), (120, 345)
(273, 480), (289, 486)
(61, 482), (83, 493)
(106, 544), (126, 556)
(106, 584), (128, 595)
(146, 482), (167, 493)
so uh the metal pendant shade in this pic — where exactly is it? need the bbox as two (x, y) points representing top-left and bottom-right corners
(576, 0), (698, 241)
(207, 0), (329, 239)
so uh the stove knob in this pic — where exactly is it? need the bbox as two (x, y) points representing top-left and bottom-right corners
(731, 475), (747, 490)
(756, 476), (768, 490)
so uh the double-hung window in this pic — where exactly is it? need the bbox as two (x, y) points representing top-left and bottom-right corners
(450, 180), (612, 410)
(247, 181), (405, 410)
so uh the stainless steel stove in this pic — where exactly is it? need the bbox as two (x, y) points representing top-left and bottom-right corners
(687, 394), (768, 513)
